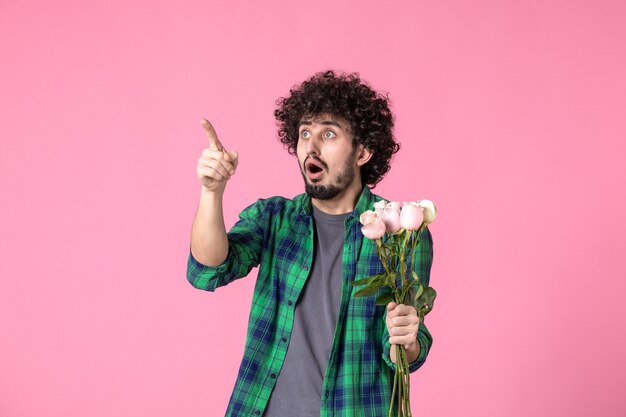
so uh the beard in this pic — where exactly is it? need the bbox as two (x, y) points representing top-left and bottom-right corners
(301, 147), (357, 200)
(304, 166), (355, 200)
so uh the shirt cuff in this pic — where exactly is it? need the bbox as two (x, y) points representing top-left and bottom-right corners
(408, 324), (431, 372)
(382, 321), (432, 373)
(186, 247), (230, 291)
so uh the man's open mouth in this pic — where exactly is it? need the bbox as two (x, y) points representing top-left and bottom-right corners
(308, 164), (323, 173)
(305, 158), (326, 180)
(305, 158), (325, 174)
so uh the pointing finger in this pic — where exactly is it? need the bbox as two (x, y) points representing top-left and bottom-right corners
(201, 119), (224, 152)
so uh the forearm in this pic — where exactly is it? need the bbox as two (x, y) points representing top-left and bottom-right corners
(190, 187), (229, 266)
(383, 318), (432, 373)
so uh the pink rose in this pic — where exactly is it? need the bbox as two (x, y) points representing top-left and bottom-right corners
(373, 200), (387, 214)
(359, 210), (377, 226)
(418, 199), (437, 225)
(400, 202), (424, 231)
(360, 210), (386, 240)
(379, 201), (402, 234)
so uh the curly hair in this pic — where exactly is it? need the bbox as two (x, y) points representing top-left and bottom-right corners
(274, 70), (400, 187)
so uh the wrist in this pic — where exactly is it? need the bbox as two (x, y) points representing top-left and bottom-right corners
(200, 185), (224, 199)
(405, 339), (420, 362)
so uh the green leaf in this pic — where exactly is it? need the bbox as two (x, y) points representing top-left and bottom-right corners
(368, 273), (385, 285)
(352, 276), (372, 286)
(413, 283), (424, 301)
(375, 292), (395, 306)
(411, 270), (419, 282)
(415, 287), (437, 316)
(352, 272), (384, 287)
(353, 280), (385, 297)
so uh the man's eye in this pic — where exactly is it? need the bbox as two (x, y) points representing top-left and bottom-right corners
(323, 131), (336, 139)
(301, 131), (311, 139)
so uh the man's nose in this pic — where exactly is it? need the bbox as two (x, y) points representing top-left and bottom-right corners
(305, 133), (321, 154)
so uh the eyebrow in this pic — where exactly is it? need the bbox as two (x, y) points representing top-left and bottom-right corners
(298, 119), (344, 129)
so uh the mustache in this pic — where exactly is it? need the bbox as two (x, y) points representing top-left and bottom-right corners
(304, 155), (328, 170)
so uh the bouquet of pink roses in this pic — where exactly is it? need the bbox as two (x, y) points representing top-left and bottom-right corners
(353, 199), (437, 417)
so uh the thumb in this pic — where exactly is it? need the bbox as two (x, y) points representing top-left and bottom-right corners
(386, 302), (397, 312)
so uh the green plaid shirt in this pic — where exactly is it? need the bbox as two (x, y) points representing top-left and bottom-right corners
(187, 186), (434, 417)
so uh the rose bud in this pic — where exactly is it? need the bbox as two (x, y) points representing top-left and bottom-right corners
(380, 201), (402, 234)
(418, 199), (437, 225)
(361, 212), (386, 240)
(373, 200), (387, 215)
(400, 202), (424, 231)
(359, 210), (377, 226)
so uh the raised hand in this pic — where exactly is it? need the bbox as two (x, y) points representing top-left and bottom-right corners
(196, 119), (239, 193)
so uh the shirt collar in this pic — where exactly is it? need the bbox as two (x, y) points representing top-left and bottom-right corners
(296, 186), (381, 220)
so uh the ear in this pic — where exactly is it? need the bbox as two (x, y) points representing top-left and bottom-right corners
(355, 144), (373, 167)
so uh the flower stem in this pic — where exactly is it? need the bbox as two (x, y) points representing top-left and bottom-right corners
(402, 346), (412, 417)
(376, 240), (392, 277)
(389, 357), (398, 417)
(397, 345), (402, 416)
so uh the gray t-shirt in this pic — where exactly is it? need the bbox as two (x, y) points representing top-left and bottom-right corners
(263, 206), (350, 417)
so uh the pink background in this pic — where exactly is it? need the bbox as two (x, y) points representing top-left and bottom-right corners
(1, 0), (625, 416)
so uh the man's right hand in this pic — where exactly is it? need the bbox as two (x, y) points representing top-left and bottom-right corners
(196, 119), (239, 193)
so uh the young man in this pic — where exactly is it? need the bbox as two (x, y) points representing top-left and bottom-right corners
(187, 70), (434, 417)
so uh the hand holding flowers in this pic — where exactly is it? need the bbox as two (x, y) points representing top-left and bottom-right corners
(386, 302), (421, 363)
(354, 199), (438, 417)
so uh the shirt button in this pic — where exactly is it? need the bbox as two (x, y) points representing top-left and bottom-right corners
(254, 410), (260, 415)
(302, 265), (309, 270)
(270, 373), (276, 379)
(281, 337), (287, 342)
(287, 301), (293, 306)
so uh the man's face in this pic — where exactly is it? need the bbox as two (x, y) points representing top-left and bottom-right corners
(296, 114), (360, 200)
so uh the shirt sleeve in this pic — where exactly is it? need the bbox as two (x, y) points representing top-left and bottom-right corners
(186, 198), (269, 291)
(381, 226), (435, 373)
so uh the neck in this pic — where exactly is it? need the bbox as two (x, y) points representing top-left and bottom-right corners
(311, 179), (363, 215)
